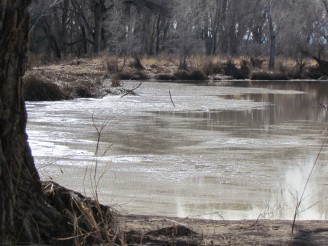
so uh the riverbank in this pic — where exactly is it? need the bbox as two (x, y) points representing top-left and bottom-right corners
(119, 214), (328, 245)
(27, 56), (328, 245)
(42, 181), (328, 245)
(23, 57), (111, 101)
(23, 55), (327, 101)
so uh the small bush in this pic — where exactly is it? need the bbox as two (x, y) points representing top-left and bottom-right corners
(222, 60), (246, 79)
(134, 71), (149, 80)
(75, 86), (93, 98)
(286, 66), (304, 79)
(189, 69), (207, 80)
(155, 74), (176, 81)
(250, 57), (265, 69)
(129, 54), (144, 70)
(116, 72), (134, 80)
(239, 59), (251, 79)
(202, 60), (223, 75)
(174, 70), (189, 80)
(23, 73), (66, 101)
(277, 62), (297, 79)
(178, 58), (188, 70)
(150, 64), (159, 69)
(111, 74), (121, 87)
(174, 69), (207, 81)
(303, 65), (323, 79)
(106, 58), (119, 73)
(250, 70), (288, 80)
(116, 71), (149, 80)
(319, 75), (328, 80)
(292, 59), (307, 79)
(69, 59), (87, 66)
(105, 57), (127, 81)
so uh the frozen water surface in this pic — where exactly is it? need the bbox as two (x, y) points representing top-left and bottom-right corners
(26, 81), (328, 220)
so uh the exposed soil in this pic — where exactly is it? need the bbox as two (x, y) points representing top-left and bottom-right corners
(42, 181), (328, 245)
(119, 214), (328, 245)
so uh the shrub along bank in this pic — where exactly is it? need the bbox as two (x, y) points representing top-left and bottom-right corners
(23, 55), (328, 101)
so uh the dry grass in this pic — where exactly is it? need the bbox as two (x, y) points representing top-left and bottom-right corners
(24, 54), (327, 101)
(24, 57), (106, 100)
(250, 70), (289, 80)
(142, 56), (160, 66)
(42, 181), (120, 245)
(23, 71), (67, 101)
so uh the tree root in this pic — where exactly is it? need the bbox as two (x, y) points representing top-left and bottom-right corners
(41, 181), (119, 245)
(41, 181), (203, 245)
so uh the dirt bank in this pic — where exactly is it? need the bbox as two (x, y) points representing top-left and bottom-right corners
(23, 58), (111, 101)
(42, 181), (328, 245)
(120, 214), (328, 245)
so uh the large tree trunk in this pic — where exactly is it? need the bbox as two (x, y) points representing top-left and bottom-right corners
(0, 1), (65, 244)
(92, 0), (105, 54)
(267, 0), (276, 70)
(1, 2), (118, 244)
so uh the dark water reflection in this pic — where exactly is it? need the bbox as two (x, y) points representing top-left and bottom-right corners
(157, 81), (328, 128)
(27, 80), (328, 220)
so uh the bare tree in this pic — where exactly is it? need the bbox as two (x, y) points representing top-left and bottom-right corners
(91, 0), (114, 54)
(27, 0), (328, 62)
(29, 0), (64, 58)
(29, 0), (114, 57)
(170, 0), (206, 68)
(105, 0), (171, 55)
(265, 0), (293, 69)
(266, 0), (276, 69)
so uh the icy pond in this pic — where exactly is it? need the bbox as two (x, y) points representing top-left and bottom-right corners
(26, 80), (328, 220)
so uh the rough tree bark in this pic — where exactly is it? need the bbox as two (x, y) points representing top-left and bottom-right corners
(1, 2), (118, 244)
(0, 0), (65, 244)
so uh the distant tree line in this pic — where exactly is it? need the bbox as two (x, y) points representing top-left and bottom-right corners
(29, 0), (328, 64)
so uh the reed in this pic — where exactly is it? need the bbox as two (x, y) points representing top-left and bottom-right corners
(291, 104), (328, 240)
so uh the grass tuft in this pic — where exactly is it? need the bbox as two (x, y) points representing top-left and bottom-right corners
(23, 72), (67, 101)
(174, 69), (207, 81)
(155, 73), (176, 81)
(303, 65), (323, 79)
(222, 60), (246, 79)
(250, 70), (288, 80)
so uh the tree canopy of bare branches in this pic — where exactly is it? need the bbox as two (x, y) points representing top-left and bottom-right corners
(28, 0), (328, 66)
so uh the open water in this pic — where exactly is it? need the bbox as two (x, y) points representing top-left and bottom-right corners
(26, 80), (328, 220)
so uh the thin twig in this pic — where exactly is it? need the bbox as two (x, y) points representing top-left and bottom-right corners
(121, 82), (143, 98)
(169, 87), (176, 107)
(297, 197), (328, 214)
(249, 213), (263, 228)
(291, 128), (328, 238)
